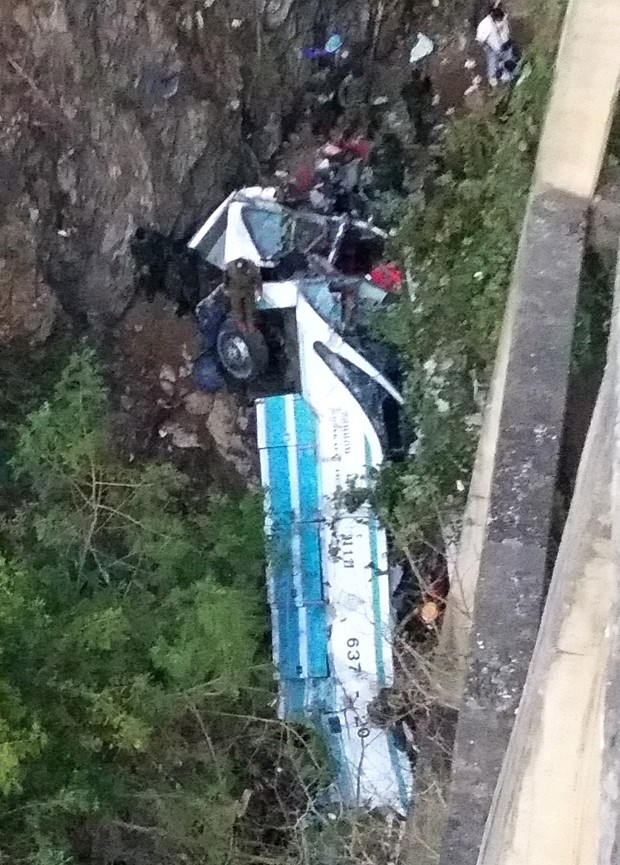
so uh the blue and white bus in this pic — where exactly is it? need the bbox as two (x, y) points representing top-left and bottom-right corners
(256, 277), (414, 815)
(190, 191), (415, 815)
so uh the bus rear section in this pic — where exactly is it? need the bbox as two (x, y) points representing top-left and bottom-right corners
(257, 392), (413, 815)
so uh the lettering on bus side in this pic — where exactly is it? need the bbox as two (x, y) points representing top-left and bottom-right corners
(342, 419), (351, 456)
(341, 533), (355, 569)
(329, 410), (352, 462)
(344, 683), (371, 741)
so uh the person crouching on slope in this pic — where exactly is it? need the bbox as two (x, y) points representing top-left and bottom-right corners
(476, 2), (520, 87)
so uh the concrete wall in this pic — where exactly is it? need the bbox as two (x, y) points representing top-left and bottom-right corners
(475, 241), (620, 865)
(440, 189), (587, 865)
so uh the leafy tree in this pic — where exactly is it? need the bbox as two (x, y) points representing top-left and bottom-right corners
(0, 349), (273, 864)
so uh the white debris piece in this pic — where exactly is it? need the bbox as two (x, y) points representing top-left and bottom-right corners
(465, 75), (483, 96)
(409, 32), (434, 64)
(159, 364), (177, 384)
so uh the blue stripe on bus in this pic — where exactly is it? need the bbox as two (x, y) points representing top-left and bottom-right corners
(297, 445), (321, 522)
(265, 397), (301, 680)
(269, 530), (296, 606)
(388, 733), (413, 812)
(276, 602), (303, 680)
(310, 678), (353, 802)
(295, 401), (324, 620)
(305, 604), (329, 678)
(281, 678), (306, 718)
(265, 397), (293, 518)
(294, 397), (320, 526)
(298, 522), (322, 602)
(293, 395), (318, 448)
(282, 676), (353, 802)
(294, 399), (328, 675)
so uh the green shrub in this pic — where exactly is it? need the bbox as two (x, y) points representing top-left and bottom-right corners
(379, 54), (558, 546)
(0, 349), (296, 865)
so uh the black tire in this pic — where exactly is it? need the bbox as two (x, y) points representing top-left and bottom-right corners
(216, 318), (269, 383)
(193, 352), (226, 393)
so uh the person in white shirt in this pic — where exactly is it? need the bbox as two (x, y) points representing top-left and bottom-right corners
(476, 3), (517, 87)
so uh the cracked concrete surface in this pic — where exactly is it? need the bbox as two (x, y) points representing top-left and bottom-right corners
(477, 248), (620, 865)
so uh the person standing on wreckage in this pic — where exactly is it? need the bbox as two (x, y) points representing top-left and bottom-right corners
(223, 258), (262, 330)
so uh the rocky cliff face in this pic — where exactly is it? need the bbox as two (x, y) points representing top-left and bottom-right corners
(1, 0), (372, 339)
(2, 0), (249, 334)
(0, 0), (373, 479)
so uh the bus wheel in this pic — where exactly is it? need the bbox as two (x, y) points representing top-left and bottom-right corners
(216, 318), (269, 382)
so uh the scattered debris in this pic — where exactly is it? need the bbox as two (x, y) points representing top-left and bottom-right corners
(184, 391), (213, 416)
(302, 33), (344, 60)
(325, 34), (344, 54)
(409, 32), (435, 65)
(158, 421), (200, 449)
(159, 364), (177, 385)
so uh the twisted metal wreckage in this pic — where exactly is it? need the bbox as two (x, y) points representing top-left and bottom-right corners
(187, 179), (417, 814)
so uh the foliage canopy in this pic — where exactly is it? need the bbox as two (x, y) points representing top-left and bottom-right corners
(0, 349), (280, 865)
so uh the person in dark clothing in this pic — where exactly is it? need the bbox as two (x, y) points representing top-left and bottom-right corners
(370, 132), (406, 195)
(131, 227), (217, 317)
(131, 227), (168, 302)
(309, 67), (343, 138)
(306, 43), (351, 138)
(337, 58), (368, 132)
(164, 240), (206, 317)
(401, 69), (434, 145)
(223, 258), (262, 328)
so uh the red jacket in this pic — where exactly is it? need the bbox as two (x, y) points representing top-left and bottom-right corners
(370, 262), (403, 293)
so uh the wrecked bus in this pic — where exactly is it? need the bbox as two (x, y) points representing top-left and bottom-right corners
(256, 279), (414, 816)
(189, 194), (414, 815)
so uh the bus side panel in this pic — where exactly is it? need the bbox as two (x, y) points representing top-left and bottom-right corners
(258, 395), (329, 683)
